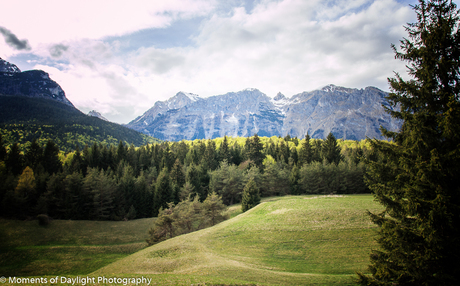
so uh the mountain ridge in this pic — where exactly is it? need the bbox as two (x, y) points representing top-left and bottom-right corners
(127, 85), (401, 141)
(0, 57), (74, 107)
(0, 58), (158, 150)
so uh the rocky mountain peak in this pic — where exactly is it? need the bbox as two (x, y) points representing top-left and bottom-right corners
(87, 110), (109, 121)
(0, 58), (74, 107)
(321, 84), (356, 94)
(0, 57), (21, 73)
(175, 91), (201, 102)
(274, 92), (286, 101)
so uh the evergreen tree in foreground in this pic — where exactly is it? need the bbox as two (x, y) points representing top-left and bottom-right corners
(357, 1), (460, 285)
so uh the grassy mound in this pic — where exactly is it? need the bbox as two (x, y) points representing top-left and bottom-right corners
(94, 195), (382, 285)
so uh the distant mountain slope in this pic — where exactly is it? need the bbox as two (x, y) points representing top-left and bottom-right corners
(127, 85), (401, 141)
(0, 96), (158, 151)
(0, 58), (158, 151)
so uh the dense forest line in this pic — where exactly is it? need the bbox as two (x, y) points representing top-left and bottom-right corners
(0, 133), (376, 220)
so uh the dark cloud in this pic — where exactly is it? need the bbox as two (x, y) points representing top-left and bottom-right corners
(0, 26), (31, 51)
(49, 44), (69, 58)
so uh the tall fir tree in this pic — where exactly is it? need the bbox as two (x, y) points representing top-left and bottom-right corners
(25, 138), (43, 171)
(154, 167), (172, 216)
(6, 143), (23, 176)
(299, 133), (313, 166)
(43, 140), (62, 175)
(241, 178), (261, 212)
(357, 1), (460, 285)
(322, 132), (342, 165)
(247, 134), (265, 168)
(219, 135), (231, 163)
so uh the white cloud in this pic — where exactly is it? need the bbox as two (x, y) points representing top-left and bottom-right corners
(131, 0), (414, 98)
(0, 0), (215, 47)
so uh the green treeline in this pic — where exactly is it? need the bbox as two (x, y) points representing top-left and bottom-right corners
(0, 132), (375, 221)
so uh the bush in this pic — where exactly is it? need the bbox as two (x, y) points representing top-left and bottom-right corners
(37, 214), (50, 226)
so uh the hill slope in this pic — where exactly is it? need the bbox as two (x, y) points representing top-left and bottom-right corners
(0, 96), (158, 151)
(94, 195), (383, 285)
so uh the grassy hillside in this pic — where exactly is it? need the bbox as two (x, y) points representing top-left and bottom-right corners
(0, 96), (159, 152)
(94, 195), (383, 285)
(0, 218), (156, 276)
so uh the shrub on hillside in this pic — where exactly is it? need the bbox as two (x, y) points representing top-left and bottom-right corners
(37, 214), (50, 226)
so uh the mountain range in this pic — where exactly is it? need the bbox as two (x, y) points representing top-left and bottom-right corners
(126, 86), (401, 141)
(1, 57), (401, 143)
(0, 58), (156, 151)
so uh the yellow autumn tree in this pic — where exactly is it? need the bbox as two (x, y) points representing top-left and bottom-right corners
(15, 166), (36, 199)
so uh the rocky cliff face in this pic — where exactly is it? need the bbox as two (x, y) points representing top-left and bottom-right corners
(127, 85), (401, 141)
(0, 58), (74, 107)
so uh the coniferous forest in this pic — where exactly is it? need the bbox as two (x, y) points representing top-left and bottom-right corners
(0, 132), (374, 221)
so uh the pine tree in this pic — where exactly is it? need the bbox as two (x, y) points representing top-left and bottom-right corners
(247, 134), (265, 168)
(299, 133), (313, 166)
(357, 1), (460, 285)
(322, 132), (342, 165)
(218, 135), (231, 163)
(6, 143), (23, 176)
(154, 167), (172, 216)
(116, 140), (126, 163)
(43, 140), (62, 175)
(25, 138), (43, 171)
(241, 178), (260, 212)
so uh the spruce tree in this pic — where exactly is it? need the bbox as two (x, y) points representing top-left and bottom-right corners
(25, 138), (43, 171)
(154, 167), (172, 216)
(241, 178), (260, 212)
(43, 140), (62, 175)
(357, 1), (460, 285)
(299, 133), (313, 166)
(219, 135), (231, 163)
(247, 134), (265, 168)
(6, 143), (23, 176)
(322, 132), (342, 165)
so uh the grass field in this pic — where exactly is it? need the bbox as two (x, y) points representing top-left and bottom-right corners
(1, 194), (383, 285)
(0, 218), (156, 277)
(93, 195), (383, 285)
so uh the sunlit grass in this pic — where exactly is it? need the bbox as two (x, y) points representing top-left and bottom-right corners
(93, 194), (383, 285)
(0, 195), (382, 285)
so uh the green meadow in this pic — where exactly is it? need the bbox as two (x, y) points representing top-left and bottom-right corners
(1, 194), (383, 285)
(0, 218), (155, 276)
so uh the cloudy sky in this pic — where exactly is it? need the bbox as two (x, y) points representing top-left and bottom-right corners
(0, 0), (446, 123)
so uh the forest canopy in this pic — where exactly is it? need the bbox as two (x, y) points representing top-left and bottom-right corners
(0, 133), (374, 220)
